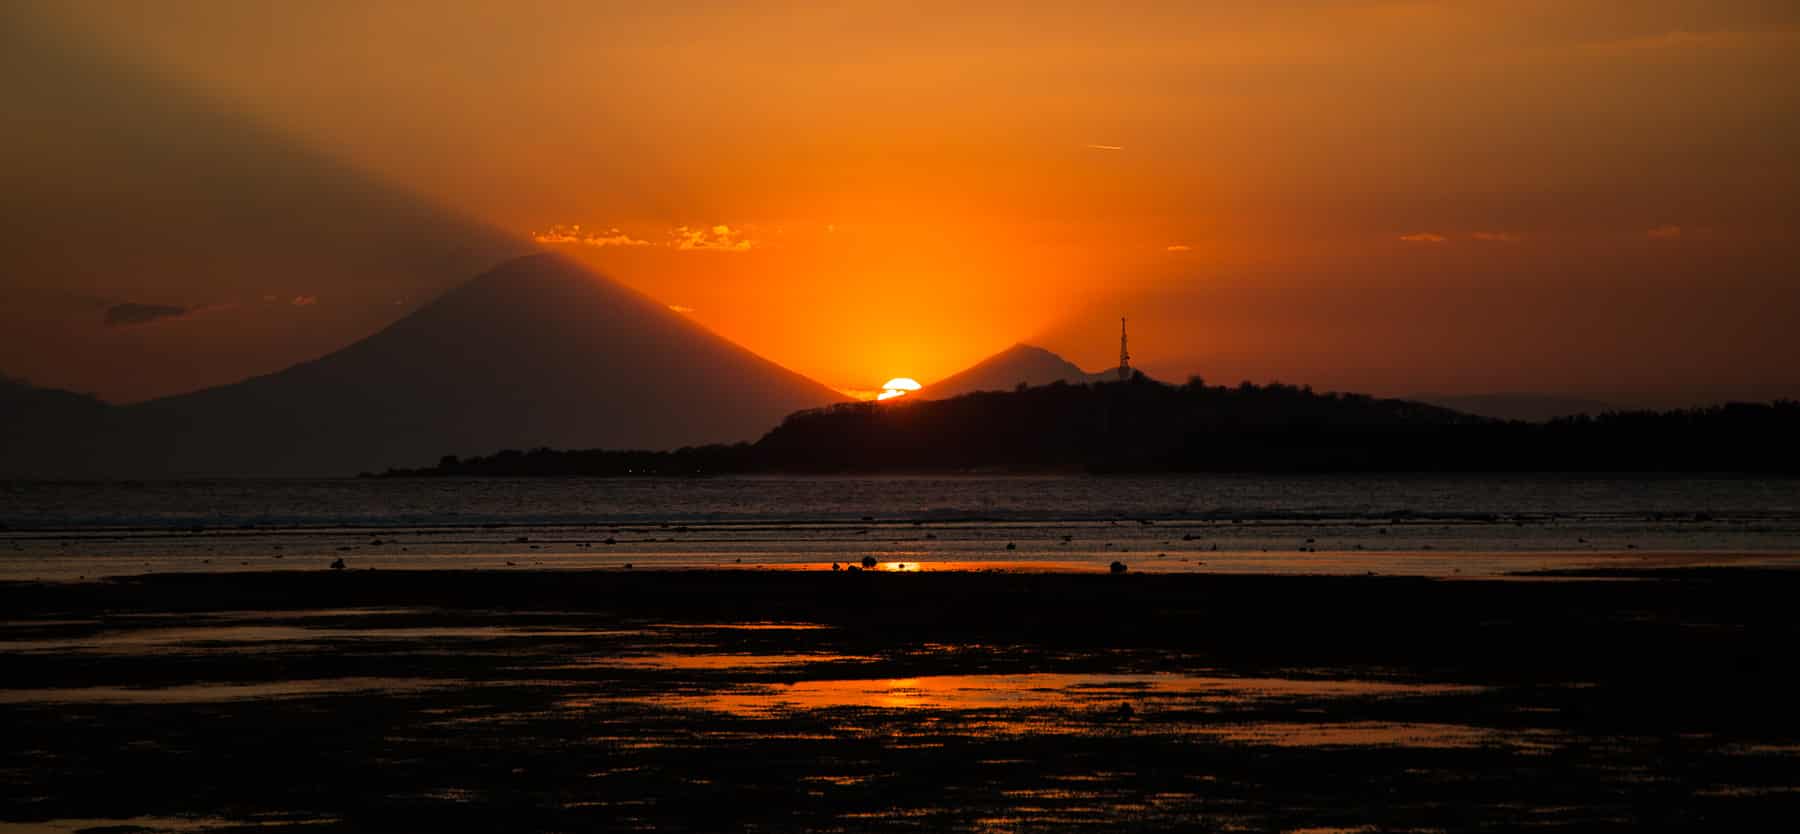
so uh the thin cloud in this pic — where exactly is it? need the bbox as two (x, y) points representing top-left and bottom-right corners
(291, 295), (318, 307)
(673, 224), (755, 252)
(532, 224), (652, 247)
(1165, 244), (1193, 252)
(668, 304), (695, 314)
(1471, 232), (1520, 242)
(1085, 144), (1123, 151)
(1647, 225), (1683, 240)
(1398, 232), (1448, 243)
(104, 303), (188, 328)
(103, 302), (235, 327)
(1583, 28), (1800, 56)
(532, 222), (758, 252)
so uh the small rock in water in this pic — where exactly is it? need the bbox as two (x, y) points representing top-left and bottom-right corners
(1110, 560), (1128, 574)
(832, 562), (841, 571)
(1006, 542), (1017, 551)
(861, 555), (877, 569)
(330, 557), (346, 570)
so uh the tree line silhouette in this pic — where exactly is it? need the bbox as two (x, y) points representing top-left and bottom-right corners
(375, 377), (1800, 476)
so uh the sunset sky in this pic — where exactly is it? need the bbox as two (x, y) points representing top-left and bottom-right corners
(4, 1), (1797, 405)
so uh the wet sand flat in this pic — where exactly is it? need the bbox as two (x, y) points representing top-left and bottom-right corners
(2, 568), (1798, 832)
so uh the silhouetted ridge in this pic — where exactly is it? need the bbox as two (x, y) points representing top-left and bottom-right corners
(758, 377), (1483, 471)
(1412, 393), (1615, 422)
(0, 374), (106, 414)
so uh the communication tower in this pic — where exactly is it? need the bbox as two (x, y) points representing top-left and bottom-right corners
(1118, 316), (1131, 381)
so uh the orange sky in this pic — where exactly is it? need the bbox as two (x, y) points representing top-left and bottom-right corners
(3, 1), (1797, 404)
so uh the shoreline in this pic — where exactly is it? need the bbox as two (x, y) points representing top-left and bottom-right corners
(5, 548), (1797, 585)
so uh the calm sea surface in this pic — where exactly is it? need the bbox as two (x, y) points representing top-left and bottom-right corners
(3, 475), (1797, 580)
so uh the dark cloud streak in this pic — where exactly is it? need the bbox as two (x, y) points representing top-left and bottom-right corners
(104, 303), (189, 328)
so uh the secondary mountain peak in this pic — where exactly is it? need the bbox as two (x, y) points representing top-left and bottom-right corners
(925, 343), (1116, 399)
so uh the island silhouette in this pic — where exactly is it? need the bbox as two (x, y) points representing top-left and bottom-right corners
(377, 376), (1800, 476)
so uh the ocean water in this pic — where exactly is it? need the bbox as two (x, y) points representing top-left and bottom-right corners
(3, 475), (1796, 580)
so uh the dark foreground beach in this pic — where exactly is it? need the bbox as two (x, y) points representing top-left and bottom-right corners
(4, 567), (1798, 832)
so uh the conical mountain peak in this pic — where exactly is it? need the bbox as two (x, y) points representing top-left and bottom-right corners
(101, 255), (845, 475)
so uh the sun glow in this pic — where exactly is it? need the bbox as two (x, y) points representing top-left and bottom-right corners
(877, 377), (922, 401)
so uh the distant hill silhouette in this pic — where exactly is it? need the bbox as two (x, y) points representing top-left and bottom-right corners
(0, 376), (111, 469)
(386, 379), (1800, 476)
(756, 376), (1485, 472)
(0, 374), (107, 417)
(925, 344), (1119, 398)
(1413, 393), (1614, 422)
(1, 254), (846, 476)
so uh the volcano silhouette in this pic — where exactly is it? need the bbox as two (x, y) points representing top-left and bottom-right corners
(113, 253), (845, 475)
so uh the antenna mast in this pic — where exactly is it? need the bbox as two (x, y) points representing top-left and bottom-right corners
(1118, 316), (1131, 381)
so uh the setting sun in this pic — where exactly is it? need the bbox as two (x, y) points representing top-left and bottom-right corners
(877, 377), (923, 401)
